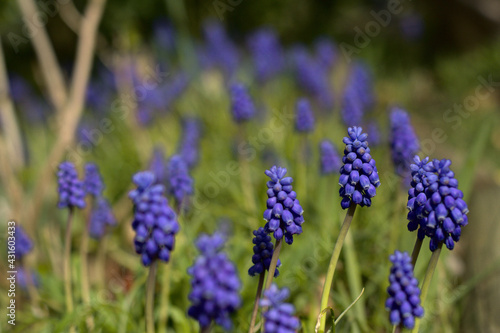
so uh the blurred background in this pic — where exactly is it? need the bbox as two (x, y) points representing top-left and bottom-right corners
(0, 0), (499, 332)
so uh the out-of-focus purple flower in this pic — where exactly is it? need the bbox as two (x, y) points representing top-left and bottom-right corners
(57, 161), (86, 210)
(84, 163), (104, 197)
(16, 267), (40, 291)
(390, 107), (420, 179)
(9, 75), (51, 123)
(178, 118), (201, 169)
(319, 139), (341, 175)
(229, 83), (256, 123)
(12, 226), (33, 259)
(247, 28), (285, 82)
(201, 20), (239, 77)
(400, 13), (424, 41)
(129, 171), (179, 266)
(314, 37), (338, 70)
(248, 227), (281, 277)
(341, 62), (374, 126)
(295, 98), (315, 133)
(294, 53), (334, 109)
(263, 166), (305, 244)
(153, 19), (176, 51)
(167, 155), (194, 204)
(149, 147), (168, 186)
(187, 232), (241, 330)
(365, 121), (381, 146)
(89, 198), (116, 239)
(339, 126), (380, 209)
(385, 251), (424, 329)
(260, 284), (300, 333)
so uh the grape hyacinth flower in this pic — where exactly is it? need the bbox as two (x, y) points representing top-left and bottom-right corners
(385, 251), (424, 329)
(319, 139), (341, 175)
(57, 161), (86, 209)
(390, 107), (420, 179)
(89, 198), (117, 239)
(128, 171), (179, 266)
(339, 126), (381, 209)
(263, 166), (305, 245)
(149, 147), (168, 186)
(17, 267), (40, 291)
(187, 233), (241, 330)
(406, 156), (430, 241)
(167, 155), (194, 204)
(260, 284), (300, 333)
(248, 227), (282, 277)
(294, 54), (334, 109)
(229, 83), (256, 123)
(13, 226), (33, 259)
(178, 118), (201, 169)
(247, 28), (285, 82)
(295, 98), (315, 133)
(314, 37), (338, 70)
(341, 62), (374, 126)
(201, 20), (239, 77)
(84, 163), (104, 197)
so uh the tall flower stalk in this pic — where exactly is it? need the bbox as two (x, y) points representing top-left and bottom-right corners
(318, 126), (380, 333)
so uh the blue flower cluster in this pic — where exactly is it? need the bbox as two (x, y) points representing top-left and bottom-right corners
(230, 83), (256, 123)
(407, 156), (430, 240)
(319, 139), (341, 175)
(260, 284), (300, 333)
(263, 166), (304, 244)
(188, 233), (241, 330)
(248, 227), (281, 277)
(294, 53), (334, 109)
(341, 62), (374, 126)
(339, 126), (380, 209)
(17, 267), (40, 291)
(295, 98), (315, 133)
(390, 107), (420, 178)
(129, 171), (179, 266)
(167, 155), (194, 203)
(314, 38), (337, 70)
(84, 163), (105, 197)
(407, 158), (469, 251)
(149, 147), (168, 186)
(385, 251), (424, 329)
(57, 161), (86, 209)
(247, 28), (285, 82)
(200, 21), (239, 77)
(178, 118), (201, 169)
(89, 198), (117, 239)
(14, 226), (33, 259)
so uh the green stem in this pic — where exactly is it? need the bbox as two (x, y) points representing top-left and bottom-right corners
(63, 208), (74, 314)
(158, 264), (172, 333)
(393, 324), (402, 333)
(81, 204), (94, 329)
(412, 243), (443, 333)
(318, 203), (357, 333)
(248, 272), (266, 333)
(264, 239), (283, 291)
(146, 261), (158, 333)
(410, 237), (423, 269)
(200, 325), (211, 333)
(96, 236), (107, 291)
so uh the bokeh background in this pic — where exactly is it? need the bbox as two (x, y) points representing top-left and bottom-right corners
(1, 0), (499, 332)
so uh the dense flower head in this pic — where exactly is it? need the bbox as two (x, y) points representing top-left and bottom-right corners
(295, 98), (315, 133)
(390, 107), (420, 179)
(201, 21), (239, 77)
(263, 166), (305, 244)
(229, 83), (256, 123)
(149, 147), (168, 186)
(129, 171), (179, 266)
(247, 28), (285, 82)
(339, 126), (381, 209)
(385, 251), (424, 329)
(260, 284), (300, 333)
(406, 156), (430, 240)
(178, 118), (201, 169)
(187, 233), (241, 330)
(407, 158), (469, 251)
(341, 62), (374, 126)
(167, 155), (194, 203)
(13, 226), (33, 259)
(319, 139), (341, 175)
(314, 37), (338, 69)
(57, 161), (86, 209)
(89, 198), (117, 239)
(84, 163), (104, 197)
(248, 227), (282, 277)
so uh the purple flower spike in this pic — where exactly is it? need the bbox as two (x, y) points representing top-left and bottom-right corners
(295, 98), (315, 133)
(341, 62), (374, 126)
(260, 284), (301, 333)
(390, 107), (420, 180)
(247, 28), (285, 82)
(167, 155), (194, 204)
(149, 147), (168, 186)
(263, 166), (305, 244)
(84, 163), (104, 197)
(12, 226), (33, 259)
(129, 171), (179, 266)
(319, 139), (341, 175)
(89, 198), (117, 239)
(339, 126), (380, 209)
(385, 251), (424, 329)
(188, 233), (241, 330)
(230, 83), (256, 123)
(178, 118), (201, 169)
(248, 227), (282, 277)
(57, 161), (86, 210)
